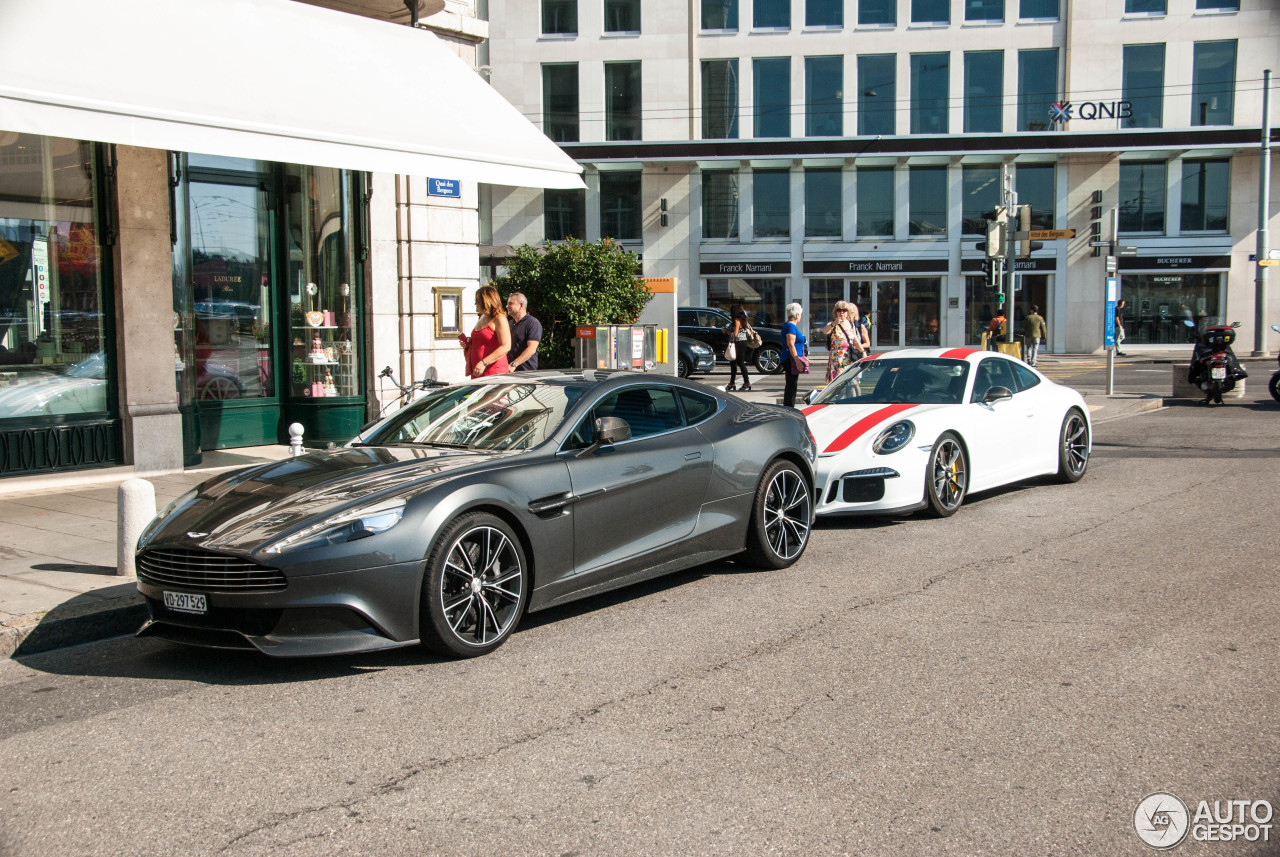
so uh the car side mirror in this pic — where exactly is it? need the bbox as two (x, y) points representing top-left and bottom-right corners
(1183, 319), (1196, 328)
(1231, 321), (1241, 329)
(1272, 325), (1280, 333)
(576, 416), (631, 458)
(805, 389), (821, 405)
(982, 386), (1013, 404)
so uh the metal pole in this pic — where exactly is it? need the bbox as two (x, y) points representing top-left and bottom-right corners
(1003, 165), (1016, 344)
(1254, 68), (1272, 357)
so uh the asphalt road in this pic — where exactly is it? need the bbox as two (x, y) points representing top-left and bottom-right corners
(1, 393), (1278, 857)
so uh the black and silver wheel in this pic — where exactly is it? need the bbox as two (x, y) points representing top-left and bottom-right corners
(744, 459), (812, 569)
(754, 344), (783, 375)
(421, 512), (527, 658)
(677, 355), (692, 378)
(924, 432), (967, 517)
(1269, 372), (1280, 403)
(1055, 409), (1090, 483)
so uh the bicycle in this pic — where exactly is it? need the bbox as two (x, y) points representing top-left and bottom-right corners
(377, 365), (448, 417)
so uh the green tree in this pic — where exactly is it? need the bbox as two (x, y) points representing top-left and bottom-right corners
(489, 238), (651, 368)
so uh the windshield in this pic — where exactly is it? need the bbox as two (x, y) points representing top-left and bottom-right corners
(813, 358), (970, 405)
(356, 382), (586, 451)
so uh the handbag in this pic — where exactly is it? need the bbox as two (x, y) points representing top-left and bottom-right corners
(745, 328), (763, 349)
(725, 342), (737, 360)
(787, 354), (810, 375)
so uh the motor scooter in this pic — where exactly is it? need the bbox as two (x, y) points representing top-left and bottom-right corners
(1269, 324), (1280, 403)
(1185, 319), (1247, 405)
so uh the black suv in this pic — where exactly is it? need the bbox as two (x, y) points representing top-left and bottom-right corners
(677, 306), (794, 374)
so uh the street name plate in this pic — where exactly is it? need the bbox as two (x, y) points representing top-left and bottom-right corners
(1028, 229), (1075, 240)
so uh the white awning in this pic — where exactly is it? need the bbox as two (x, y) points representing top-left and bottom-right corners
(0, 0), (583, 189)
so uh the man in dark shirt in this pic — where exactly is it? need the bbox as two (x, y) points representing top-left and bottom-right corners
(505, 292), (542, 371)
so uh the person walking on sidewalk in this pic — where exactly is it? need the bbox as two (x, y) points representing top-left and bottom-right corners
(1023, 305), (1046, 366)
(505, 292), (542, 371)
(986, 309), (1007, 351)
(1114, 298), (1128, 356)
(725, 303), (753, 391)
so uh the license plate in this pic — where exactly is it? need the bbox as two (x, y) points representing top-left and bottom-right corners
(163, 591), (207, 615)
(1210, 367), (1227, 380)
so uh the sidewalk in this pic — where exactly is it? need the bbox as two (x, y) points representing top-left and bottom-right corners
(0, 351), (1253, 658)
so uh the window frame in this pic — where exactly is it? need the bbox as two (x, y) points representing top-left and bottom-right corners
(599, 171), (643, 241)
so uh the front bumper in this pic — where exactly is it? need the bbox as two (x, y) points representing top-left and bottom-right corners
(814, 456), (926, 517)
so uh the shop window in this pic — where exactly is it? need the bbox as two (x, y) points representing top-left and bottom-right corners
(858, 54), (896, 136)
(858, 0), (896, 25)
(702, 0), (738, 29)
(1017, 48), (1057, 131)
(1191, 41), (1236, 126)
(1119, 161), (1167, 234)
(965, 0), (1004, 22)
(962, 166), (1001, 235)
(604, 0), (640, 32)
(1121, 274), (1220, 344)
(808, 278), (844, 344)
(1015, 163), (1055, 230)
(542, 0), (577, 34)
(605, 61), (642, 141)
(599, 171), (642, 241)
(707, 277), (786, 327)
(1180, 159), (1229, 232)
(805, 169), (842, 238)
(754, 58), (791, 138)
(1020, 0), (1058, 18)
(754, 169), (790, 238)
(805, 56), (843, 137)
(542, 64), (580, 143)
(964, 51), (1003, 133)
(755, 0), (789, 28)
(702, 59), (740, 139)
(545, 189), (586, 241)
(702, 170), (739, 239)
(856, 167), (894, 236)
(1123, 44), (1165, 129)
(910, 53), (949, 135)
(909, 166), (947, 236)
(807, 0), (842, 26)
(912, 0), (948, 24)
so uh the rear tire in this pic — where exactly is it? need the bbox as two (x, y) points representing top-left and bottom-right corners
(1055, 409), (1090, 483)
(1269, 372), (1280, 403)
(743, 459), (812, 569)
(924, 433), (967, 518)
(754, 344), (783, 375)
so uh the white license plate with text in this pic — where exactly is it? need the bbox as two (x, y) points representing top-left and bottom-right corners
(1210, 367), (1227, 380)
(163, 591), (207, 615)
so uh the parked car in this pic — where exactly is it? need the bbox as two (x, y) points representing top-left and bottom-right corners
(135, 371), (816, 658)
(803, 349), (1090, 518)
(677, 306), (794, 375)
(676, 336), (715, 378)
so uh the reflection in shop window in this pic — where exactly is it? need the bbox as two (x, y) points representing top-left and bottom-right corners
(706, 278), (786, 327)
(1119, 161), (1167, 233)
(1121, 274), (1220, 345)
(1180, 159), (1229, 232)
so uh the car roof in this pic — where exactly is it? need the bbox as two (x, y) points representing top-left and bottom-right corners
(858, 347), (998, 365)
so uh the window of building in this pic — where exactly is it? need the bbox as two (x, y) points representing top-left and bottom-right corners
(964, 51), (1003, 133)
(599, 171), (642, 240)
(965, 0), (1004, 22)
(1196, 0), (1238, 9)
(1016, 48), (1057, 131)
(1181, 159), (1229, 232)
(1122, 44), (1164, 129)
(544, 189), (586, 241)
(806, 0), (842, 26)
(604, 0), (640, 32)
(1125, 0), (1165, 12)
(1119, 161), (1167, 233)
(912, 0), (949, 24)
(1192, 41), (1236, 126)
(856, 167), (894, 236)
(858, 54), (896, 135)
(754, 58), (791, 138)
(910, 53), (949, 134)
(1019, 0), (1058, 18)
(909, 166), (947, 236)
(1015, 164), (1054, 230)
(702, 0), (738, 29)
(702, 59), (740, 139)
(805, 56), (843, 136)
(707, 278), (786, 326)
(962, 166), (1000, 235)
(703, 170), (740, 239)
(605, 61), (642, 141)
(542, 64), (579, 142)
(755, 0), (790, 28)
(858, 0), (896, 25)
(542, 0), (577, 34)
(754, 169), (790, 238)
(805, 168), (842, 237)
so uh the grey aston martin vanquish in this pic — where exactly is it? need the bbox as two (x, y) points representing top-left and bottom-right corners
(135, 371), (816, 658)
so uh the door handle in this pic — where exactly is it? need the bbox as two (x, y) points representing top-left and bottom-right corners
(684, 452), (702, 461)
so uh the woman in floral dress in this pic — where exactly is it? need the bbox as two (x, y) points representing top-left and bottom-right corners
(822, 301), (865, 384)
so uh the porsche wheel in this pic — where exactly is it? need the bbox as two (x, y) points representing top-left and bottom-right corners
(421, 512), (528, 658)
(744, 459), (812, 569)
(924, 432), (967, 518)
(1055, 409), (1090, 483)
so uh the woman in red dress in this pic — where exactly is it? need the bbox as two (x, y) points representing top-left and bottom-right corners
(458, 285), (511, 378)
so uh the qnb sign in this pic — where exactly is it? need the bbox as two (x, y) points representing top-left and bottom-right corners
(1049, 100), (1133, 126)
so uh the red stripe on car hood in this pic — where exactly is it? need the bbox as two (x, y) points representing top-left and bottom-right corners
(940, 348), (980, 360)
(823, 403), (918, 453)
(801, 405), (827, 416)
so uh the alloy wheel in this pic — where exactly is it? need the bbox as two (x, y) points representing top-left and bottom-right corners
(762, 467), (811, 561)
(1062, 413), (1089, 478)
(930, 437), (967, 514)
(439, 525), (524, 648)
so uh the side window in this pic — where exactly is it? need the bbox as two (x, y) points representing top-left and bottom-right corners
(678, 309), (696, 327)
(1011, 362), (1041, 392)
(579, 386), (684, 442)
(699, 311), (723, 328)
(677, 388), (718, 425)
(970, 358), (1017, 401)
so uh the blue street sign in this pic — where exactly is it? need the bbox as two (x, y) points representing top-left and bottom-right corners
(427, 178), (460, 197)
(1104, 277), (1118, 348)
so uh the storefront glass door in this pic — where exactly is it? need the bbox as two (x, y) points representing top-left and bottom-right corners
(851, 279), (941, 348)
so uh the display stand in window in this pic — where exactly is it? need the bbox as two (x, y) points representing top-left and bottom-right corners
(292, 282), (356, 399)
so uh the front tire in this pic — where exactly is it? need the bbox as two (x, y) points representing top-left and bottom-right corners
(420, 512), (528, 658)
(1055, 409), (1090, 483)
(1269, 372), (1280, 403)
(754, 344), (783, 375)
(924, 433), (967, 517)
(677, 355), (692, 378)
(743, 459), (812, 569)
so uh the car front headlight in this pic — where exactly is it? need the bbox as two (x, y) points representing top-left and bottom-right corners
(262, 497), (407, 555)
(692, 342), (713, 356)
(871, 420), (915, 454)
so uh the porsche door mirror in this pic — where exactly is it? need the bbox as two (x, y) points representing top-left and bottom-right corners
(982, 386), (1013, 404)
(805, 389), (822, 405)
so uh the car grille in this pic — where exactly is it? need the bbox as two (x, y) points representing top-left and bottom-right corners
(137, 548), (286, 592)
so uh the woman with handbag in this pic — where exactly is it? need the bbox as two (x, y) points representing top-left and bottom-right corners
(725, 303), (753, 391)
(821, 300), (865, 384)
(781, 302), (808, 408)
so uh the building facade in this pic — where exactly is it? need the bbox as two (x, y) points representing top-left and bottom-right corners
(485, 0), (1279, 355)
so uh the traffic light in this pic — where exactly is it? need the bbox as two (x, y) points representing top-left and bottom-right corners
(1018, 205), (1033, 258)
(1090, 189), (1104, 257)
(985, 218), (1007, 258)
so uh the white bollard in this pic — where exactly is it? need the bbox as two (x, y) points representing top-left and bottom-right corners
(289, 422), (305, 457)
(117, 478), (156, 578)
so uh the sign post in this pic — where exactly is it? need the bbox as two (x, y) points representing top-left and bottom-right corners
(1105, 276), (1118, 396)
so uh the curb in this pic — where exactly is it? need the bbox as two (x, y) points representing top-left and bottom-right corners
(1, 592), (146, 659)
(1087, 396), (1165, 423)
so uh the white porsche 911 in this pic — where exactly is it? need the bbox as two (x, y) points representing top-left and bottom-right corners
(802, 348), (1091, 518)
